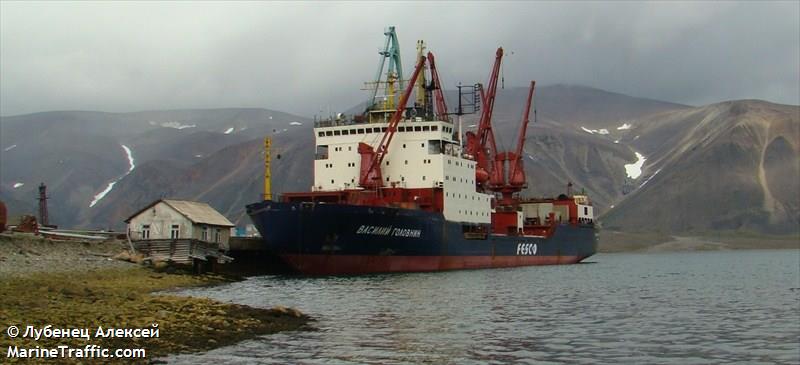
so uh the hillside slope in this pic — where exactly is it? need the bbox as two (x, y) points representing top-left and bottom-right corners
(601, 100), (799, 234)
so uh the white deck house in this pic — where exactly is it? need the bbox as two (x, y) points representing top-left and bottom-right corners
(124, 199), (235, 250)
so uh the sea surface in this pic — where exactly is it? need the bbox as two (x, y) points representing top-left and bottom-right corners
(164, 250), (800, 364)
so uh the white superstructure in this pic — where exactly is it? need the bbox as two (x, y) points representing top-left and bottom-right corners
(313, 119), (492, 224)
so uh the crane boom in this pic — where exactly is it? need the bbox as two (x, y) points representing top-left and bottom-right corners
(465, 47), (503, 187)
(508, 81), (535, 188)
(427, 52), (449, 122)
(366, 26), (404, 114)
(359, 55), (427, 188)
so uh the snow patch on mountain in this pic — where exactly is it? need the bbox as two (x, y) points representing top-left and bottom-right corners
(224, 127), (234, 134)
(4, 144), (17, 152)
(13, 183), (24, 189)
(89, 144), (136, 208)
(624, 152), (646, 179)
(617, 123), (632, 130)
(290, 122), (303, 126)
(581, 127), (609, 135)
(150, 121), (196, 130)
(639, 168), (662, 187)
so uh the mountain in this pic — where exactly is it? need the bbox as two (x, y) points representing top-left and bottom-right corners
(0, 108), (310, 228)
(1, 86), (797, 243)
(601, 100), (799, 234)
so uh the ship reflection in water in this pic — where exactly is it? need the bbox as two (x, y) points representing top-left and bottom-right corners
(164, 250), (799, 364)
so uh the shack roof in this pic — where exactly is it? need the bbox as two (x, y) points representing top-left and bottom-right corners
(124, 199), (235, 227)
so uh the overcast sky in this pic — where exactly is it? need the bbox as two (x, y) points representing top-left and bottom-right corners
(1, 1), (798, 117)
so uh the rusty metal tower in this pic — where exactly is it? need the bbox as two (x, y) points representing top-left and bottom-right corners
(38, 182), (49, 226)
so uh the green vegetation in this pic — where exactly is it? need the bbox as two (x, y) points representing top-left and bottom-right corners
(0, 267), (308, 364)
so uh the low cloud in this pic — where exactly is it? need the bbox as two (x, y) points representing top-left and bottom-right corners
(1, 1), (798, 116)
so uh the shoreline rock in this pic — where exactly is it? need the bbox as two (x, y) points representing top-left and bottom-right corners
(0, 233), (310, 363)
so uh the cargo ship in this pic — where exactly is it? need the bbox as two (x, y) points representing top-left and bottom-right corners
(246, 28), (597, 275)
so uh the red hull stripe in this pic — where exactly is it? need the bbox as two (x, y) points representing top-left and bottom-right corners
(281, 254), (587, 275)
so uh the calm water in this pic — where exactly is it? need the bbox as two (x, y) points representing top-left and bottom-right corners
(164, 250), (800, 364)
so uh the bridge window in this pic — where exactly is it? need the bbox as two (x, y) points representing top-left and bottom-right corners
(414, 126), (422, 132)
(399, 127), (406, 132)
(342, 130), (349, 135)
(423, 126), (430, 131)
(432, 126), (438, 131)
(334, 130), (341, 136)
(428, 140), (442, 154)
(360, 128), (366, 133)
(325, 131), (333, 136)
(382, 127), (387, 132)
(318, 132), (324, 137)
(350, 129), (357, 134)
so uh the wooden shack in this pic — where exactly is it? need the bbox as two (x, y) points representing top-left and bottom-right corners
(124, 199), (235, 269)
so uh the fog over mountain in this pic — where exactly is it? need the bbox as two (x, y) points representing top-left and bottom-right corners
(1, 2), (798, 117)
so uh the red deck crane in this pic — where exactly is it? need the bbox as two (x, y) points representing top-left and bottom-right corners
(494, 81), (535, 205)
(465, 47), (504, 188)
(426, 52), (449, 122)
(358, 55), (428, 189)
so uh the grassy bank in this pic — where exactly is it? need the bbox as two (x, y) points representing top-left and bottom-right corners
(0, 266), (308, 363)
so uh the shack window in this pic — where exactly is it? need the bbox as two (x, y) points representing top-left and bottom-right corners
(170, 225), (179, 239)
(215, 228), (221, 243)
(584, 207), (589, 215)
(142, 224), (150, 240)
(201, 226), (208, 241)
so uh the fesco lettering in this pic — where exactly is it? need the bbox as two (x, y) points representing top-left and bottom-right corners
(516, 243), (538, 256)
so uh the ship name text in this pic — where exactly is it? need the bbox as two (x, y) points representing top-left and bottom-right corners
(356, 225), (422, 238)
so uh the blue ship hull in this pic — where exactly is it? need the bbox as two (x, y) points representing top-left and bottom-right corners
(246, 200), (597, 275)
